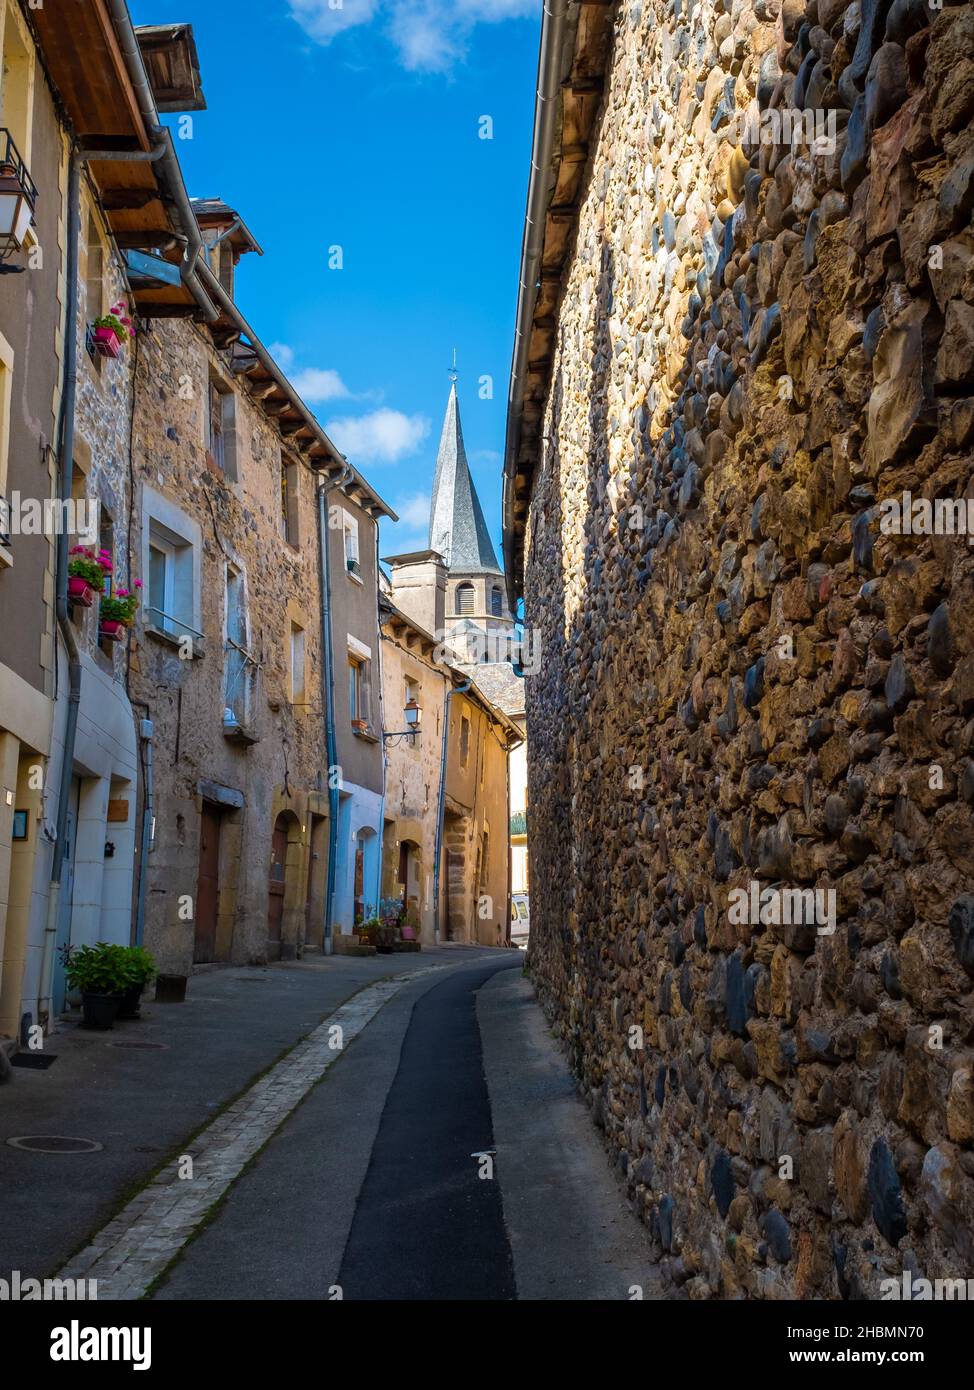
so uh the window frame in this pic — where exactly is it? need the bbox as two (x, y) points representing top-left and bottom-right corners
(141, 486), (203, 646)
(290, 621), (306, 705)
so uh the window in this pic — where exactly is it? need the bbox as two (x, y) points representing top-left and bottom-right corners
(147, 523), (194, 638)
(480, 830), (490, 888)
(224, 565), (254, 725)
(148, 536), (175, 631)
(97, 506), (115, 655)
(290, 622), (305, 704)
(85, 213), (106, 374)
(405, 675), (419, 709)
(207, 377), (237, 479)
(0, 2), (35, 167)
(456, 582), (474, 616)
(343, 510), (360, 577)
(491, 585), (503, 617)
(85, 212), (104, 318)
(459, 715), (470, 770)
(281, 456), (298, 546)
(348, 653), (373, 729)
(142, 487), (202, 644)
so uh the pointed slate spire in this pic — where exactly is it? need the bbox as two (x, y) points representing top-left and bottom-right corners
(428, 384), (502, 574)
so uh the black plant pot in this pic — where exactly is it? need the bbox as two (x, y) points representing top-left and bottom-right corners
(81, 992), (120, 1031)
(116, 983), (144, 1020)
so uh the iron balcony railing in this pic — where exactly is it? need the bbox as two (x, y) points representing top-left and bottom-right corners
(0, 128), (38, 211)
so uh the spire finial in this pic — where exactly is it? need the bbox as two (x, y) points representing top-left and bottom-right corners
(448, 347), (458, 385)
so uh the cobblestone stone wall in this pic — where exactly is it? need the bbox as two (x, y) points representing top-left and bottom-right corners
(524, 0), (974, 1298)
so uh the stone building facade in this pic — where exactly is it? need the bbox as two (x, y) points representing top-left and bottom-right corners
(507, 0), (974, 1298)
(127, 311), (330, 970)
(379, 591), (522, 946)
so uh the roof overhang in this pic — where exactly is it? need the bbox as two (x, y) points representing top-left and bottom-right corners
(29, 0), (215, 321)
(134, 23), (207, 112)
(502, 0), (619, 608)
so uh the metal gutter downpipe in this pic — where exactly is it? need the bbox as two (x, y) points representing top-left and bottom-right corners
(502, 0), (571, 610)
(38, 150), (83, 1026)
(318, 467), (351, 954)
(38, 138), (168, 1024)
(133, 718), (153, 946)
(432, 679), (472, 946)
(372, 519), (387, 915)
(105, 0), (219, 322)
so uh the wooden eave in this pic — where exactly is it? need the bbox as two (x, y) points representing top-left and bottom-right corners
(507, 0), (618, 588)
(31, 0), (200, 319)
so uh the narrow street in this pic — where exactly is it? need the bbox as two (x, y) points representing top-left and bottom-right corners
(1, 952), (661, 1302)
(151, 955), (661, 1302)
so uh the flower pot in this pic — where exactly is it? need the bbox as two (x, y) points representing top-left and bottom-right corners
(99, 619), (126, 641)
(116, 983), (144, 1020)
(351, 719), (368, 733)
(68, 576), (95, 607)
(81, 992), (120, 1030)
(93, 326), (121, 358)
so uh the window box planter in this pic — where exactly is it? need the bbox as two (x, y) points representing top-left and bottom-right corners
(351, 718), (369, 733)
(346, 558), (361, 577)
(92, 326), (121, 358)
(68, 576), (95, 607)
(99, 619), (127, 642)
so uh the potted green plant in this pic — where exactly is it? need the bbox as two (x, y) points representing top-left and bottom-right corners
(64, 943), (131, 1030)
(68, 546), (113, 607)
(99, 582), (142, 641)
(116, 945), (157, 1019)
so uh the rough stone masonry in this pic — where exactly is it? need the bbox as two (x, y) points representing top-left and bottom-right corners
(523, 0), (974, 1297)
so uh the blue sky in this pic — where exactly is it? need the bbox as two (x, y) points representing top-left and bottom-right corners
(129, 0), (541, 557)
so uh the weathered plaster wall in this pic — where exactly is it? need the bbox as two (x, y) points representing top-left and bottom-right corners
(525, 0), (974, 1298)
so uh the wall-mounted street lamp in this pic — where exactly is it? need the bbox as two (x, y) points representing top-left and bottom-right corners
(0, 129), (37, 272)
(383, 698), (422, 747)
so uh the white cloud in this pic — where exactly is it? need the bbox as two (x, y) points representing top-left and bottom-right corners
(270, 345), (351, 402)
(286, 0), (378, 44)
(326, 409), (430, 464)
(394, 491), (432, 529)
(291, 368), (351, 402)
(269, 342), (295, 369)
(288, 0), (535, 72)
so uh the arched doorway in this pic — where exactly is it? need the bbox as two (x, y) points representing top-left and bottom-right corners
(353, 826), (378, 925)
(397, 839), (422, 935)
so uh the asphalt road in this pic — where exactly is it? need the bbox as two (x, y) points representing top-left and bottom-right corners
(151, 953), (662, 1302)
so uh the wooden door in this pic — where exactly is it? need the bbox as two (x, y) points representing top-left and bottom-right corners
(195, 804), (222, 963)
(268, 815), (288, 954)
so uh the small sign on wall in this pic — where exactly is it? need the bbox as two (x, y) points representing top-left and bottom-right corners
(12, 810), (28, 841)
(107, 800), (129, 824)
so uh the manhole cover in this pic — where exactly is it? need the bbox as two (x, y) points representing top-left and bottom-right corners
(6, 1135), (103, 1154)
(107, 1041), (169, 1050)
